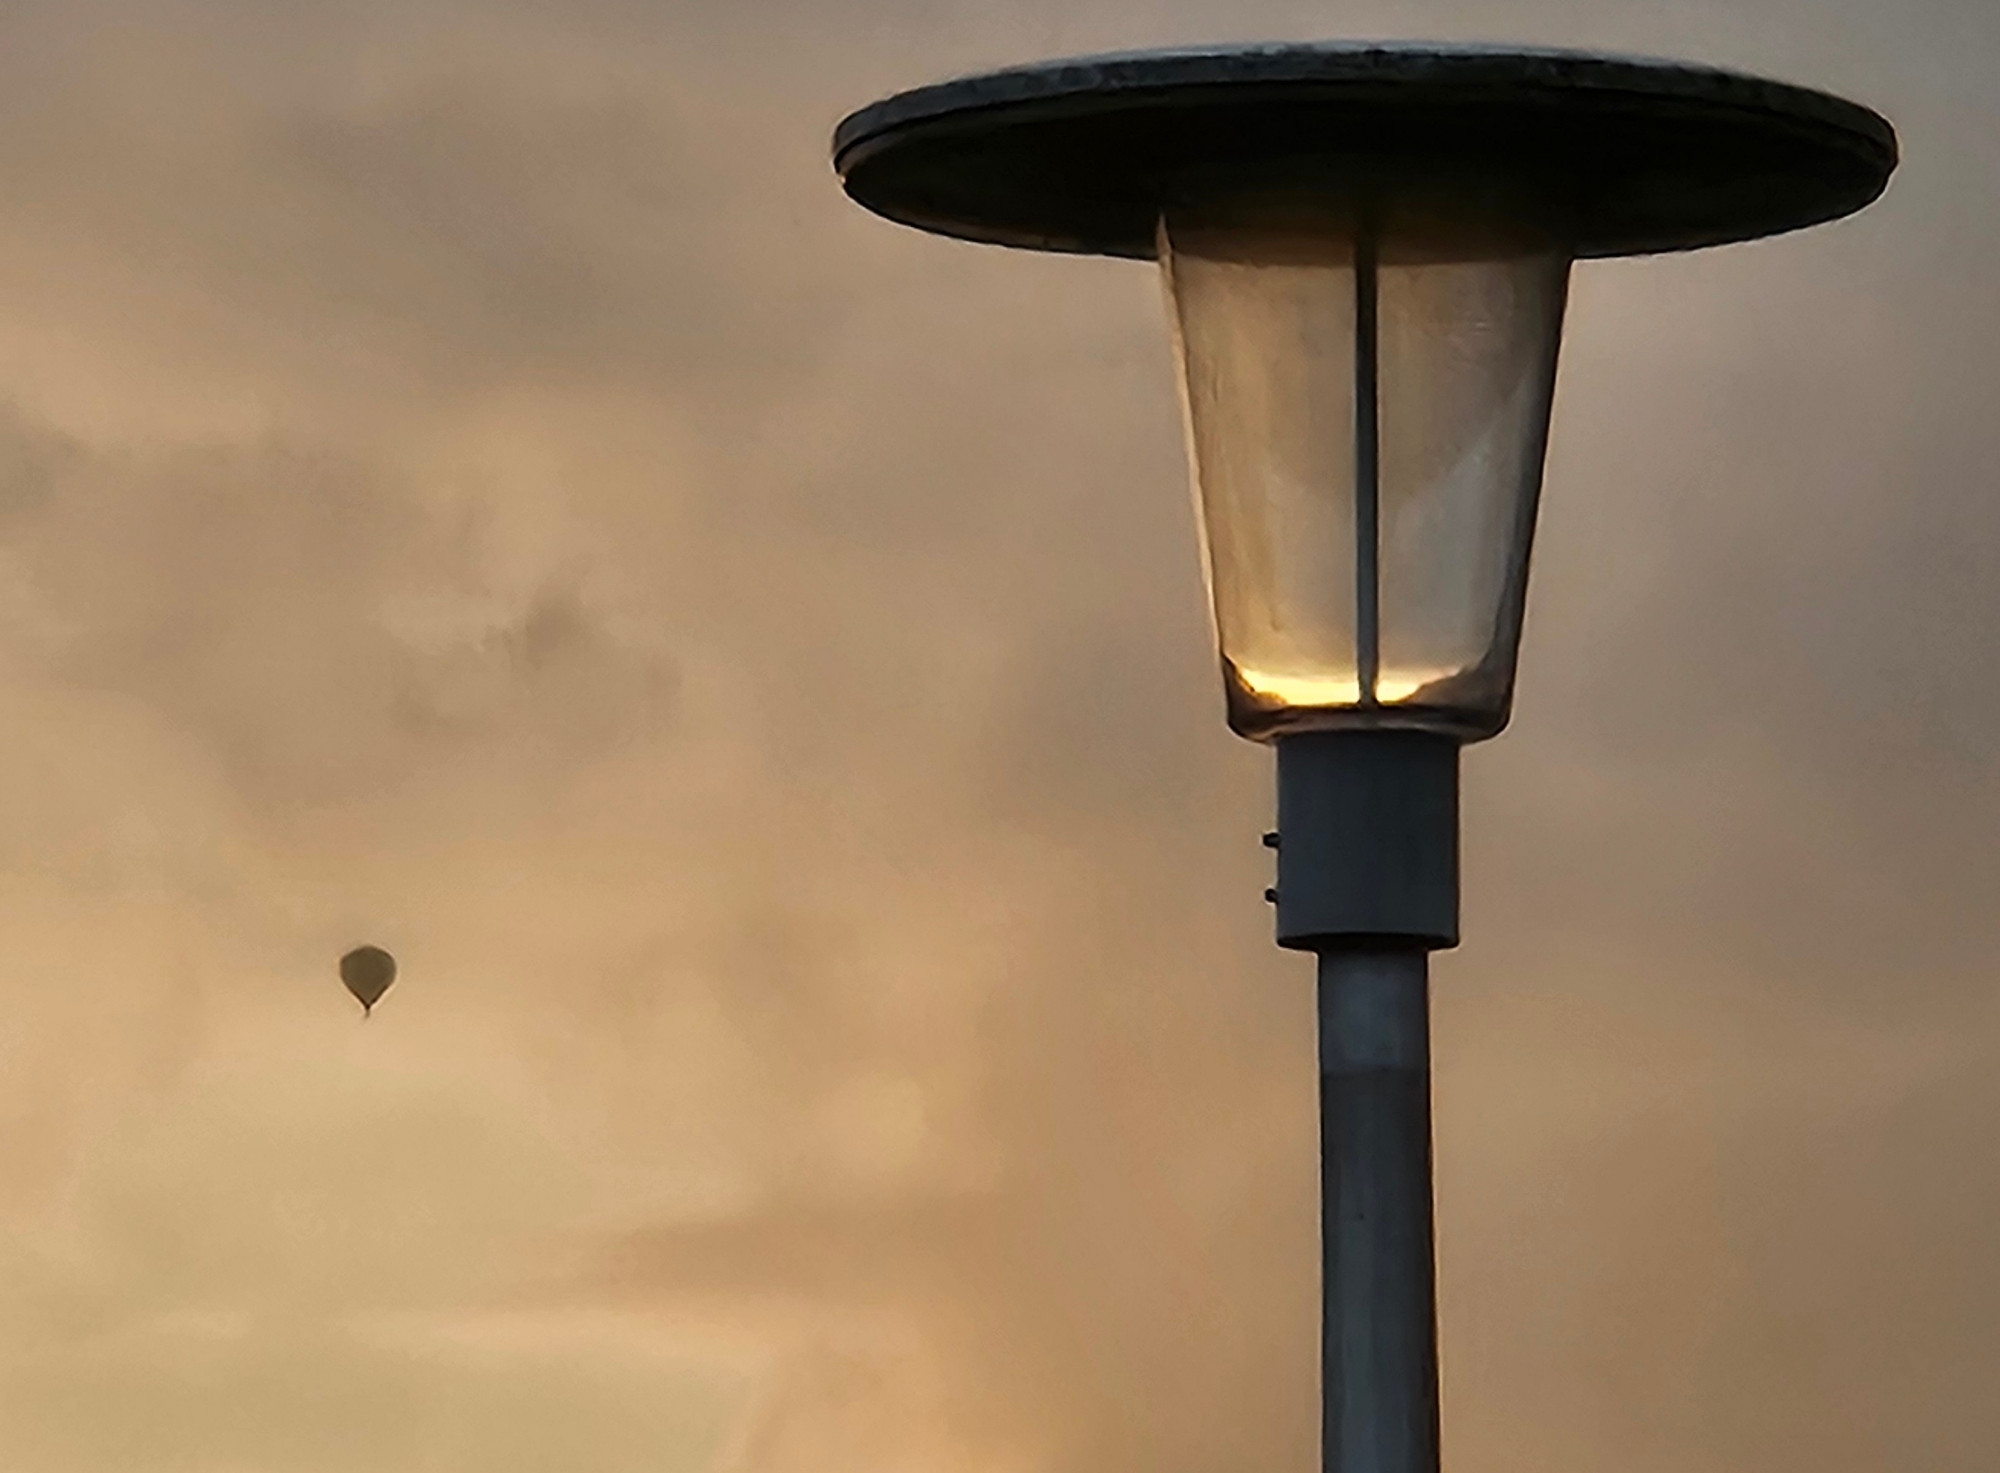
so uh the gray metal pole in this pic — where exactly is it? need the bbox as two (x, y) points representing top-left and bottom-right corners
(1273, 732), (1455, 1473)
(1318, 947), (1439, 1473)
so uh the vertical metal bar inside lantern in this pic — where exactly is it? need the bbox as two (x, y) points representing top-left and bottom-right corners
(1353, 228), (1381, 707)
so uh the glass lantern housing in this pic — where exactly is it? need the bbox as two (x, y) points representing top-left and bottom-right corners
(1160, 188), (1570, 742)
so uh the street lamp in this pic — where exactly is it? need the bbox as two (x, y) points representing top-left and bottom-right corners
(833, 43), (1895, 1473)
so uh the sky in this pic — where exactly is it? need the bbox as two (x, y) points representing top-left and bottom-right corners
(0, 0), (1994, 1469)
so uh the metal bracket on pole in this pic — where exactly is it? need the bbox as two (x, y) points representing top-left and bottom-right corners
(1273, 730), (1460, 953)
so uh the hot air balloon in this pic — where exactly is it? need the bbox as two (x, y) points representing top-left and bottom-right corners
(339, 945), (397, 1016)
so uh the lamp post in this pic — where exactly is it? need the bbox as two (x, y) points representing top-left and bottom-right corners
(832, 44), (1895, 1473)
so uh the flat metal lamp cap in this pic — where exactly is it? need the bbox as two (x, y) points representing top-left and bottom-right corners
(833, 43), (1897, 258)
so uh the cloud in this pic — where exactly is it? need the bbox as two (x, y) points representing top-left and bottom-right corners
(0, 1), (1995, 1470)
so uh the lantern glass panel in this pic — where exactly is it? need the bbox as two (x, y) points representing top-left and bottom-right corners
(1161, 199), (1570, 741)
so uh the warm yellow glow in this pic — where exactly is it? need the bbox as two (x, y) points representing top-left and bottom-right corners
(1234, 666), (1457, 707)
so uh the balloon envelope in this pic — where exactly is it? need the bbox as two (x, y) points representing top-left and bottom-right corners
(339, 945), (397, 1014)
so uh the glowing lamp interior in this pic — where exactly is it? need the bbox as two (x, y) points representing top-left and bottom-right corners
(1161, 193), (1571, 742)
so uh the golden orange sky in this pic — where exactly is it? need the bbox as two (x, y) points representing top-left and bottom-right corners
(0, 1), (1993, 1470)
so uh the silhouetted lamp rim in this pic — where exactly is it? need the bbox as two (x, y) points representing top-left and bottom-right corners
(833, 41), (1897, 259)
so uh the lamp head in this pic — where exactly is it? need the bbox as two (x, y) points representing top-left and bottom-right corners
(834, 44), (1895, 741)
